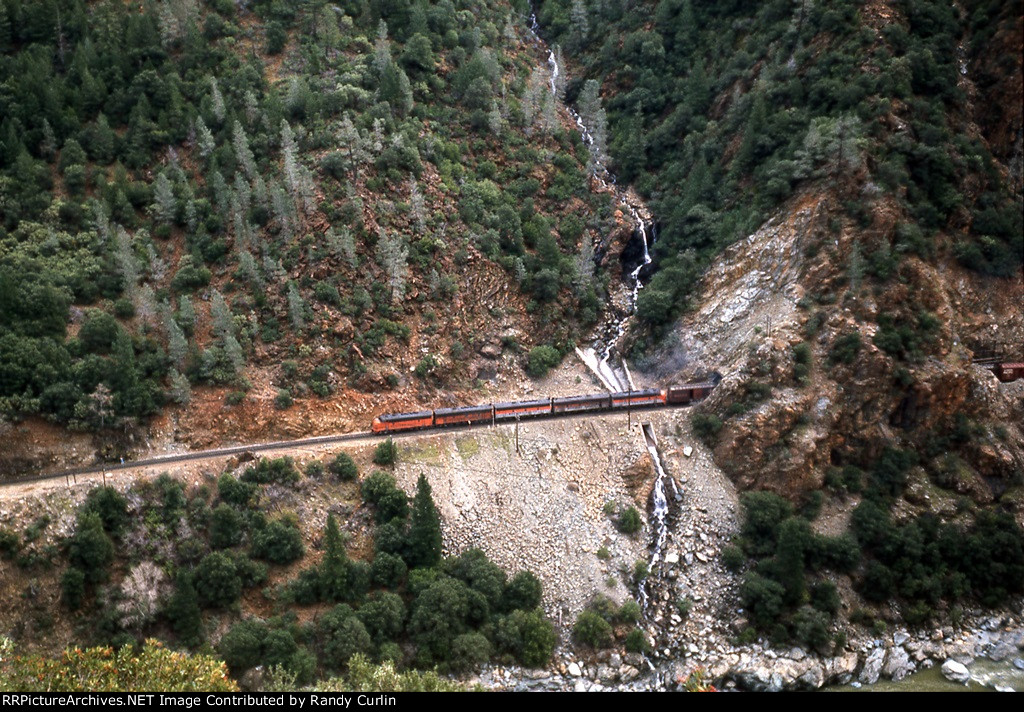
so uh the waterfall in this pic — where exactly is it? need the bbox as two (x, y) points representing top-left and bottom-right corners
(526, 8), (672, 623)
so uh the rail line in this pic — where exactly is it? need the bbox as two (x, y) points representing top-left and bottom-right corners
(0, 400), (694, 490)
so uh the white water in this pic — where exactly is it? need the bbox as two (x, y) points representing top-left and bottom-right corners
(527, 10), (670, 622)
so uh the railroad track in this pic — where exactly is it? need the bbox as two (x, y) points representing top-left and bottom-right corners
(0, 401), (685, 490)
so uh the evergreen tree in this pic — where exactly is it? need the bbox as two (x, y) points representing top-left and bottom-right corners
(321, 514), (350, 601)
(406, 474), (442, 569)
(166, 571), (203, 647)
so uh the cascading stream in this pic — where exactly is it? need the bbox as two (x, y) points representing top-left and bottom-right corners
(526, 9), (671, 630)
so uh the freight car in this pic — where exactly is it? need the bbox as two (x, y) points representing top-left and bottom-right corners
(370, 382), (717, 434)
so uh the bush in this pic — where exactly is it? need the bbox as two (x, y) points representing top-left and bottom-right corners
(624, 628), (652, 654)
(209, 504), (244, 550)
(450, 632), (491, 672)
(373, 439), (399, 466)
(329, 453), (358, 481)
(828, 331), (862, 365)
(501, 571), (543, 613)
(242, 457), (300, 486)
(617, 506), (642, 535)
(572, 610), (613, 648)
(525, 345), (560, 378)
(61, 567), (86, 610)
(274, 389), (294, 409)
(692, 413), (723, 442)
(218, 475), (256, 507)
(81, 486), (130, 535)
(495, 609), (556, 667)
(193, 552), (242, 609)
(251, 519), (305, 565)
(68, 513), (114, 583)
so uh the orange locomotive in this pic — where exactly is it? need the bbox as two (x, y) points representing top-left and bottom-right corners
(371, 382), (717, 435)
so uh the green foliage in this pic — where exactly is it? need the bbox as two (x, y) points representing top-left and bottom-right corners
(373, 438), (399, 466)
(165, 572), (203, 648)
(251, 518), (305, 565)
(194, 552), (243, 609)
(617, 506), (642, 535)
(218, 474), (256, 507)
(828, 331), (862, 365)
(68, 512), (114, 584)
(61, 567), (86, 610)
(502, 571), (543, 613)
(692, 413), (723, 442)
(572, 610), (613, 648)
(0, 640), (237, 692)
(242, 457), (300, 486)
(525, 345), (561, 378)
(82, 486), (129, 536)
(494, 608), (557, 667)
(328, 453), (359, 481)
(209, 504), (244, 550)
(406, 474), (442, 569)
(624, 628), (652, 655)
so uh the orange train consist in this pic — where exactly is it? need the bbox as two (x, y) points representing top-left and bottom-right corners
(371, 383), (717, 435)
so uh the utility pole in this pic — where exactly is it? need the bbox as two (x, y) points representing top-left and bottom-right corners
(627, 390), (632, 429)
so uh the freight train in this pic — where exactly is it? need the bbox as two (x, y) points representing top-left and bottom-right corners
(371, 382), (717, 434)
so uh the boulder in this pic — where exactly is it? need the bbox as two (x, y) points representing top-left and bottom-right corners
(859, 647), (886, 684)
(882, 646), (915, 681)
(941, 659), (971, 685)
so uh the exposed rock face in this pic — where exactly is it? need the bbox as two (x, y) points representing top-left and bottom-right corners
(642, 191), (1024, 510)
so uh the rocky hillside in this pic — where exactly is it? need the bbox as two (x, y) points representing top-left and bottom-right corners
(534, 0), (1024, 641)
(0, 0), (642, 475)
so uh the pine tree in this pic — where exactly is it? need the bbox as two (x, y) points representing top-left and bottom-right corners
(322, 514), (350, 601)
(152, 173), (176, 225)
(169, 368), (191, 405)
(233, 121), (257, 180)
(166, 571), (203, 647)
(406, 474), (442, 568)
(287, 282), (306, 330)
(408, 176), (426, 234)
(377, 229), (409, 303)
(210, 289), (233, 340)
(195, 115), (215, 159)
(208, 76), (226, 125)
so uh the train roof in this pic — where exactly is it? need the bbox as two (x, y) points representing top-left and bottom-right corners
(379, 410), (433, 422)
(610, 388), (662, 397)
(494, 399), (551, 409)
(434, 405), (492, 416)
(552, 393), (610, 403)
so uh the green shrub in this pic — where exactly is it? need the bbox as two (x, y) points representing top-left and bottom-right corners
(572, 610), (613, 648)
(329, 453), (358, 480)
(525, 345), (561, 378)
(274, 389), (294, 409)
(828, 331), (862, 365)
(61, 567), (86, 610)
(67, 512), (114, 583)
(251, 518), (305, 565)
(494, 609), (556, 667)
(617, 506), (642, 535)
(373, 439), (399, 466)
(242, 457), (300, 486)
(218, 474), (256, 507)
(692, 413), (723, 442)
(624, 628), (651, 654)
(305, 460), (325, 478)
(194, 552), (242, 609)
(209, 504), (244, 550)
